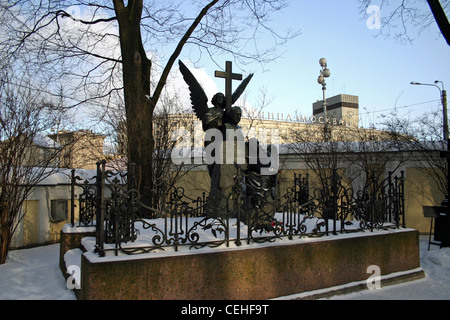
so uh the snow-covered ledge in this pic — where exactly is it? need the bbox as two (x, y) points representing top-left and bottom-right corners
(59, 223), (96, 274)
(77, 228), (422, 300)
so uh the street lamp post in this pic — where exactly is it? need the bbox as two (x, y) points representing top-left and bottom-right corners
(411, 80), (450, 248)
(318, 58), (331, 119)
(318, 58), (331, 140)
(410, 81), (448, 140)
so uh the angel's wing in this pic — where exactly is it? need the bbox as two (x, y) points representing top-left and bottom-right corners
(178, 60), (209, 121)
(232, 73), (254, 105)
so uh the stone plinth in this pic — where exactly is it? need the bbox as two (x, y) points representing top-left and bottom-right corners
(77, 229), (421, 300)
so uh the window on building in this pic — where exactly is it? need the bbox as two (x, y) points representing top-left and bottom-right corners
(50, 200), (68, 222)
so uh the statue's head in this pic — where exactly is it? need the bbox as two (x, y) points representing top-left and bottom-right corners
(229, 106), (242, 125)
(211, 93), (226, 109)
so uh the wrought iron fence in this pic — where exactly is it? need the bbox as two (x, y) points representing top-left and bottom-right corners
(70, 168), (98, 227)
(69, 161), (405, 257)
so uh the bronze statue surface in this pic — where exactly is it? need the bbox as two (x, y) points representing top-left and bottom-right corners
(178, 60), (275, 228)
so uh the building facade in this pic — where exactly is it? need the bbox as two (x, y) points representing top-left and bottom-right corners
(48, 130), (106, 170)
(313, 94), (359, 128)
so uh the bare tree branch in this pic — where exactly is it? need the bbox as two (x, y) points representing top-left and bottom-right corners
(152, 0), (219, 105)
(359, 0), (450, 44)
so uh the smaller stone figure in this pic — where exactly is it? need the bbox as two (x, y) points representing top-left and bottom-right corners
(242, 138), (277, 230)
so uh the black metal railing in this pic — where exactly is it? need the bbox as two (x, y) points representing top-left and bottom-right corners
(69, 162), (405, 257)
(70, 168), (98, 227)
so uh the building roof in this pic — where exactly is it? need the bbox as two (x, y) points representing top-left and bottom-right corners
(33, 133), (61, 149)
(35, 168), (126, 186)
(280, 140), (446, 155)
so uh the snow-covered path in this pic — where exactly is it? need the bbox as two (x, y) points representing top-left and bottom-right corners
(0, 243), (76, 300)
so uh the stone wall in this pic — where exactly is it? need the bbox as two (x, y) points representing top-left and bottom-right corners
(77, 229), (421, 300)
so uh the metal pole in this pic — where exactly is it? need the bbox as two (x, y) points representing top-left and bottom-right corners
(318, 58), (330, 141)
(235, 166), (241, 247)
(401, 171), (406, 228)
(411, 81), (449, 246)
(443, 89), (450, 200)
(411, 82), (447, 140)
(444, 89), (450, 248)
(322, 80), (327, 120)
(442, 89), (448, 141)
(438, 86), (450, 247)
(70, 169), (75, 227)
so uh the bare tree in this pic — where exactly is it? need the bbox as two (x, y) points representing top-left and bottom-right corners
(0, 72), (64, 264)
(241, 87), (274, 132)
(379, 109), (447, 196)
(100, 84), (203, 215)
(148, 92), (199, 214)
(1, 0), (298, 206)
(360, 0), (450, 45)
(284, 122), (410, 201)
(286, 125), (342, 193)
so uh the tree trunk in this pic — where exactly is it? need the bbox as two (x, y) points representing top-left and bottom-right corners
(113, 0), (219, 205)
(0, 225), (11, 264)
(114, 0), (154, 202)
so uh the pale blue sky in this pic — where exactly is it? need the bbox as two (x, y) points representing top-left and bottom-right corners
(181, 0), (450, 128)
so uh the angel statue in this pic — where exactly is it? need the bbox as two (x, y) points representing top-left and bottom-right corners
(178, 60), (253, 218)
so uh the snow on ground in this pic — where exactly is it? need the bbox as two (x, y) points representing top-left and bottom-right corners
(0, 235), (449, 300)
(0, 243), (76, 300)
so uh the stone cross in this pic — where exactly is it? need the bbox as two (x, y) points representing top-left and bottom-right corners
(215, 61), (242, 110)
